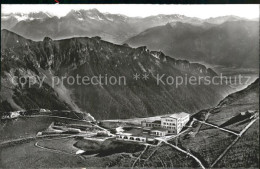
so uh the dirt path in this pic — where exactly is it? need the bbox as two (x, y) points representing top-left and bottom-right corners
(165, 128), (188, 141)
(194, 119), (239, 136)
(26, 115), (92, 122)
(0, 134), (72, 147)
(26, 115), (112, 134)
(131, 144), (149, 168)
(34, 141), (85, 160)
(33, 133), (97, 160)
(163, 141), (206, 169)
(210, 117), (259, 168)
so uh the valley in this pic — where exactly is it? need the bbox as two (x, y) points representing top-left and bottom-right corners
(0, 79), (258, 168)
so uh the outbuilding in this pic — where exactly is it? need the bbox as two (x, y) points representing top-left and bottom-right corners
(150, 128), (168, 137)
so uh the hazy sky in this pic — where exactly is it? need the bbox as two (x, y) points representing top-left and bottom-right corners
(2, 4), (259, 19)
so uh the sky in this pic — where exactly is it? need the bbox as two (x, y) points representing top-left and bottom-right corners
(1, 4), (259, 19)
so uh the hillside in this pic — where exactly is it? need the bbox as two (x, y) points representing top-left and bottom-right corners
(218, 78), (259, 107)
(176, 78), (259, 168)
(0, 79), (258, 169)
(126, 21), (259, 68)
(1, 30), (231, 119)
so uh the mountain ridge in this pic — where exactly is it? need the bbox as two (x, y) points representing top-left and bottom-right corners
(1, 9), (253, 44)
(1, 29), (231, 119)
(126, 20), (259, 68)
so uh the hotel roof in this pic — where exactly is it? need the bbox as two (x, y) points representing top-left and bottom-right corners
(161, 112), (189, 119)
(141, 120), (161, 124)
(150, 127), (168, 132)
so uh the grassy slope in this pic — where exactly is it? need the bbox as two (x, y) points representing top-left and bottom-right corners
(189, 79), (259, 167)
(0, 117), (53, 142)
(178, 126), (236, 167)
(215, 120), (259, 168)
(0, 116), (90, 142)
(0, 141), (86, 168)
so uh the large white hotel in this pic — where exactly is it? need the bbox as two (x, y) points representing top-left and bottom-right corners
(141, 112), (190, 136)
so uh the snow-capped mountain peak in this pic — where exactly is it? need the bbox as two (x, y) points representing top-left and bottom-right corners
(66, 9), (107, 21)
(2, 11), (53, 21)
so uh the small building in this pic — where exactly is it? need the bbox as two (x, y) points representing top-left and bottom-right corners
(2, 111), (20, 119)
(115, 127), (157, 144)
(39, 109), (51, 113)
(10, 111), (20, 118)
(116, 133), (147, 143)
(142, 127), (151, 134)
(150, 128), (168, 137)
(141, 120), (161, 128)
(97, 131), (113, 137)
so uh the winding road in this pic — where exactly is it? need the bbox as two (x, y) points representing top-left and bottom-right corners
(34, 133), (97, 160)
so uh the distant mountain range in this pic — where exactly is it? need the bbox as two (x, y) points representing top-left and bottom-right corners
(1, 9), (253, 44)
(1, 30), (231, 119)
(126, 20), (259, 68)
(2, 9), (257, 69)
(1, 11), (53, 30)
